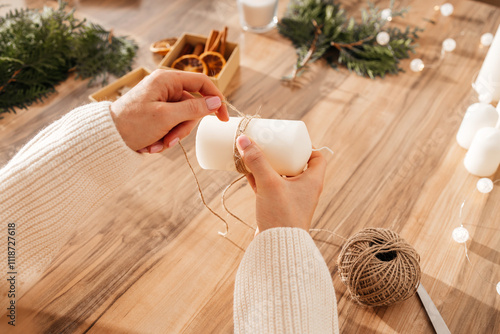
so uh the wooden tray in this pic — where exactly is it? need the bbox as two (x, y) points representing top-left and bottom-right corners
(88, 67), (152, 102)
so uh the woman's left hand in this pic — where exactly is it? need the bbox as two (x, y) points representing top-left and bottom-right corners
(110, 69), (229, 153)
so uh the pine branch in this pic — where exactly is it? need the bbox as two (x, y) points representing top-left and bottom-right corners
(278, 0), (421, 80)
(0, 1), (138, 116)
(283, 19), (323, 81)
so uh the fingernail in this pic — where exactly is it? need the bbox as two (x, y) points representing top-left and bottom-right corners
(237, 135), (251, 150)
(168, 137), (180, 148)
(137, 148), (148, 153)
(150, 143), (163, 153)
(205, 96), (221, 110)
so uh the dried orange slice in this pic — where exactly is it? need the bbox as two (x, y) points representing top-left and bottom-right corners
(150, 38), (177, 56)
(200, 51), (226, 78)
(171, 55), (208, 75)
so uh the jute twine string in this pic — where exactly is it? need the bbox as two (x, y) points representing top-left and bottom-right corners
(337, 227), (421, 307)
(178, 142), (233, 236)
(225, 99), (262, 174)
(233, 116), (253, 174)
(178, 100), (258, 236)
(222, 175), (254, 230)
(179, 102), (421, 307)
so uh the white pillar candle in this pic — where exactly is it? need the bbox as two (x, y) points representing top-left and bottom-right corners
(464, 127), (500, 176)
(195, 115), (312, 176)
(474, 24), (500, 103)
(456, 103), (498, 149)
(239, 0), (277, 28)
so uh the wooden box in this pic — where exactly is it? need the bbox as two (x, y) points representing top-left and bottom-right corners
(88, 67), (152, 102)
(159, 32), (240, 93)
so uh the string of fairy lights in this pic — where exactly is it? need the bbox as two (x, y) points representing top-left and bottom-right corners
(375, 3), (495, 75)
(377, 3), (499, 295)
(452, 178), (500, 295)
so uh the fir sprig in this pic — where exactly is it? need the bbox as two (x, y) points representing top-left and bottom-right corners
(0, 1), (137, 116)
(278, 0), (422, 80)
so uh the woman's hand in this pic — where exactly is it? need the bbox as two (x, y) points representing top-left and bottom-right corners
(110, 69), (229, 153)
(236, 135), (326, 234)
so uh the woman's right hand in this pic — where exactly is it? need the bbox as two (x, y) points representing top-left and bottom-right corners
(110, 69), (228, 153)
(236, 135), (326, 235)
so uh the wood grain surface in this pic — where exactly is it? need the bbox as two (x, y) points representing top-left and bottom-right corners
(1, 0), (500, 333)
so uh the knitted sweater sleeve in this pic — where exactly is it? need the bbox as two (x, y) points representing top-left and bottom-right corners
(234, 227), (339, 334)
(0, 101), (144, 308)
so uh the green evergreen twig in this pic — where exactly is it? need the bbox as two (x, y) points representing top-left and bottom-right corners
(0, 1), (138, 116)
(278, 0), (422, 80)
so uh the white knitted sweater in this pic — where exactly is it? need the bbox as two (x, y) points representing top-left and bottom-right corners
(0, 102), (339, 333)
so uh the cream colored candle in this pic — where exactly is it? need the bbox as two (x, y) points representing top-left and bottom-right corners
(240, 0), (277, 27)
(196, 116), (312, 176)
(474, 24), (500, 103)
(456, 103), (498, 149)
(464, 127), (500, 176)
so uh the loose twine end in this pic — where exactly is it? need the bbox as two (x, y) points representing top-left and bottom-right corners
(312, 146), (334, 155)
(178, 141), (231, 236)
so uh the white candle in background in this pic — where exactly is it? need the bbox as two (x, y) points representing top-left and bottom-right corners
(474, 24), (500, 103)
(237, 0), (278, 32)
(196, 116), (312, 176)
(464, 127), (500, 176)
(456, 103), (498, 149)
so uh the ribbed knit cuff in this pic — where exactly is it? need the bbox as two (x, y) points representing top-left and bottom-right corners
(234, 227), (339, 334)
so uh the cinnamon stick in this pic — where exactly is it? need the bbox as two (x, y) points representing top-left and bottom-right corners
(205, 30), (218, 53)
(180, 43), (194, 56)
(219, 26), (228, 58)
(209, 31), (222, 52)
(193, 43), (204, 56)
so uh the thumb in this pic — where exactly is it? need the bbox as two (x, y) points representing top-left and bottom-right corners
(168, 96), (222, 124)
(236, 135), (279, 188)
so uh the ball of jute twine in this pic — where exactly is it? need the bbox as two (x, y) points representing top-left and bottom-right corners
(337, 227), (421, 307)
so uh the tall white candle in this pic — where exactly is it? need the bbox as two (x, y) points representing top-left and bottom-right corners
(240, 0), (277, 28)
(456, 103), (498, 149)
(474, 24), (500, 103)
(464, 127), (500, 176)
(196, 116), (312, 176)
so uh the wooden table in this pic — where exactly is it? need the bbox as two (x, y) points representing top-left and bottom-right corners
(1, 0), (499, 333)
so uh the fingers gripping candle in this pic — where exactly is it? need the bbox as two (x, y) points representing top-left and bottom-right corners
(196, 116), (312, 176)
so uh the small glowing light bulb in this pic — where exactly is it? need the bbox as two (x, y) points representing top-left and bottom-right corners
(440, 3), (454, 17)
(381, 8), (392, 21)
(452, 226), (469, 243)
(478, 92), (493, 104)
(410, 58), (425, 72)
(497, 282), (500, 295)
(376, 31), (390, 45)
(481, 33), (494, 47)
(477, 178), (494, 194)
(442, 38), (456, 52)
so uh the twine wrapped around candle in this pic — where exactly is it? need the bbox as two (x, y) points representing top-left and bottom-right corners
(233, 115), (255, 174)
(225, 99), (260, 174)
(337, 227), (421, 307)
